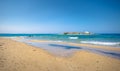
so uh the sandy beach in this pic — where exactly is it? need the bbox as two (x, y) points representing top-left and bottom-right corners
(0, 38), (120, 71)
(31, 39), (120, 52)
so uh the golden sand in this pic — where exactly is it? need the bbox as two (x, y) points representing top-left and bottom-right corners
(0, 38), (120, 71)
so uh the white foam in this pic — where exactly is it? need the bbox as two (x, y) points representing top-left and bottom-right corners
(80, 41), (120, 46)
(69, 37), (78, 39)
(53, 40), (63, 42)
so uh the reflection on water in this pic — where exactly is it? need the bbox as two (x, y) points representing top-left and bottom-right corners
(49, 44), (82, 49)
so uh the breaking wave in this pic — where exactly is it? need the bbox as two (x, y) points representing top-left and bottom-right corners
(80, 41), (120, 46)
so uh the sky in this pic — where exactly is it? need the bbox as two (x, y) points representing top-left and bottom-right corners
(0, 0), (120, 33)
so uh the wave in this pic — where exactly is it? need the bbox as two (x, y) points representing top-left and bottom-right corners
(53, 40), (63, 42)
(69, 37), (78, 39)
(80, 41), (120, 46)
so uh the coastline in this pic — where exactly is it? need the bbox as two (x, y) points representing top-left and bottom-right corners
(0, 38), (120, 71)
(30, 39), (120, 52)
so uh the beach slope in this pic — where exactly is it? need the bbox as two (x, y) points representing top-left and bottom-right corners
(0, 38), (120, 71)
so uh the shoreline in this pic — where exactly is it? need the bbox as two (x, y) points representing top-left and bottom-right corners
(30, 39), (120, 52)
(10, 37), (120, 58)
(0, 38), (120, 71)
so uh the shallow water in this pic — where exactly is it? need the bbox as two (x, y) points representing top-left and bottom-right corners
(13, 38), (120, 59)
(1, 34), (120, 46)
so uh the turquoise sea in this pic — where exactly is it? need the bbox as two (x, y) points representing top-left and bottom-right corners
(0, 34), (120, 46)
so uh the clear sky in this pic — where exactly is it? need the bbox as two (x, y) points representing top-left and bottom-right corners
(0, 0), (120, 33)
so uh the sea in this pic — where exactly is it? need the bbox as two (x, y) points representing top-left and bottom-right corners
(0, 33), (120, 47)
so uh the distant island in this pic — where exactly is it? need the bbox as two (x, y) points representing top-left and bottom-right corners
(63, 31), (92, 35)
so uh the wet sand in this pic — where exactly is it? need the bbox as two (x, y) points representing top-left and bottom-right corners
(0, 38), (120, 71)
(31, 39), (120, 52)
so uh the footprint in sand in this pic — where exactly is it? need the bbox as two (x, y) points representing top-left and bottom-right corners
(0, 43), (4, 45)
(0, 48), (4, 50)
(95, 60), (101, 71)
(0, 45), (3, 48)
(96, 60), (99, 63)
(0, 45), (5, 50)
(33, 49), (36, 51)
(0, 44), (3, 48)
(0, 60), (4, 68)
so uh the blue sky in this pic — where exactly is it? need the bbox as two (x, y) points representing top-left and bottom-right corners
(0, 0), (120, 33)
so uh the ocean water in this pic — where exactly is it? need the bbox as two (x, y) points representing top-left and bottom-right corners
(0, 34), (120, 46)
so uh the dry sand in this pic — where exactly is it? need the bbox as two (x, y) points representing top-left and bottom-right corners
(0, 38), (120, 71)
